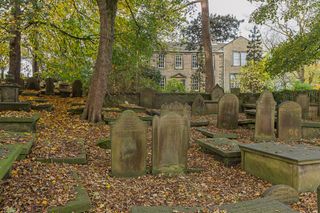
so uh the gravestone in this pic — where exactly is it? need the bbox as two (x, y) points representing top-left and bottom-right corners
(26, 77), (40, 90)
(161, 101), (191, 123)
(45, 78), (55, 95)
(296, 94), (309, 120)
(152, 112), (189, 174)
(262, 185), (299, 205)
(0, 83), (19, 102)
(217, 94), (239, 129)
(277, 101), (302, 141)
(72, 80), (83, 97)
(211, 84), (224, 101)
(255, 91), (276, 141)
(191, 94), (206, 115)
(140, 88), (156, 108)
(59, 83), (71, 98)
(111, 110), (147, 177)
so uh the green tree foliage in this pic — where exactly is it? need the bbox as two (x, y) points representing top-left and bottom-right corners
(239, 59), (272, 93)
(182, 13), (243, 50)
(247, 26), (263, 62)
(292, 81), (313, 91)
(266, 16), (320, 77)
(164, 79), (186, 93)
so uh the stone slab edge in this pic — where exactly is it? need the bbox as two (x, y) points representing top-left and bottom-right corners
(0, 144), (23, 180)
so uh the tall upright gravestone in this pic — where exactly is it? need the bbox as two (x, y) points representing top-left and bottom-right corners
(211, 84), (224, 101)
(191, 94), (206, 115)
(152, 112), (189, 174)
(217, 94), (239, 129)
(161, 101), (191, 123)
(296, 94), (309, 120)
(140, 88), (156, 108)
(72, 80), (83, 97)
(111, 110), (147, 177)
(255, 91), (276, 141)
(45, 78), (55, 95)
(277, 101), (302, 141)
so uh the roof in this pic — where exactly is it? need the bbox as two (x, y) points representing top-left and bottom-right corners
(157, 37), (248, 53)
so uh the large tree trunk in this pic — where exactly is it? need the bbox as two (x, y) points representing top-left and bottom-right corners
(9, 0), (21, 84)
(82, 0), (118, 122)
(201, 0), (214, 92)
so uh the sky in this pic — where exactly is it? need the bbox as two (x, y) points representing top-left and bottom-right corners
(198, 0), (259, 38)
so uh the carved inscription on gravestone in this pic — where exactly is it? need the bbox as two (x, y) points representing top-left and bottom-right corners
(255, 91), (276, 141)
(217, 94), (239, 129)
(111, 110), (147, 177)
(277, 101), (302, 141)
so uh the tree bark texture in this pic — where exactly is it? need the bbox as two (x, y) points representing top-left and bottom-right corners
(201, 0), (215, 92)
(82, 0), (118, 122)
(9, 0), (21, 84)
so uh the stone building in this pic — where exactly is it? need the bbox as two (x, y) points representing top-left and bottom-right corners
(150, 36), (249, 92)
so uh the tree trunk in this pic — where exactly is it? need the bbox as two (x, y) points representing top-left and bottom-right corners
(9, 0), (21, 84)
(298, 67), (305, 83)
(201, 0), (214, 92)
(82, 0), (118, 122)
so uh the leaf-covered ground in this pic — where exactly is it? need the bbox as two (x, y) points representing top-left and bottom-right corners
(0, 96), (318, 212)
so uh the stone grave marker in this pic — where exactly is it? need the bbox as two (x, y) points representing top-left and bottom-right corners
(296, 94), (310, 120)
(140, 88), (156, 108)
(262, 185), (299, 205)
(277, 101), (302, 141)
(72, 80), (83, 97)
(45, 78), (55, 95)
(217, 94), (239, 129)
(161, 101), (191, 124)
(255, 91), (276, 141)
(111, 110), (147, 177)
(211, 84), (224, 101)
(191, 94), (206, 115)
(0, 83), (19, 102)
(152, 112), (189, 174)
(26, 77), (40, 90)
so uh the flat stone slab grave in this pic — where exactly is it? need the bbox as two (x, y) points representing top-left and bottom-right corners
(195, 127), (238, 139)
(131, 206), (201, 213)
(0, 144), (23, 180)
(240, 142), (320, 192)
(220, 197), (298, 213)
(0, 114), (40, 132)
(0, 102), (31, 112)
(36, 141), (87, 165)
(196, 138), (241, 166)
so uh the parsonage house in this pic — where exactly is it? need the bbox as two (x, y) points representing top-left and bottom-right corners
(150, 36), (249, 92)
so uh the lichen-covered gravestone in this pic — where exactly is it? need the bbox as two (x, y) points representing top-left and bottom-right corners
(262, 184), (299, 205)
(72, 80), (83, 97)
(277, 101), (302, 141)
(152, 112), (189, 174)
(191, 94), (206, 115)
(140, 88), (156, 108)
(255, 91), (276, 141)
(211, 84), (224, 101)
(217, 94), (239, 129)
(45, 78), (55, 95)
(26, 77), (40, 90)
(296, 94), (309, 120)
(111, 110), (147, 177)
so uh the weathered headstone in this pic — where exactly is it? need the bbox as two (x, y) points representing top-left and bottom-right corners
(111, 110), (147, 177)
(296, 94), (310, 120)
(72, 80), (83, 97)
(161, 101), (191, 123)
(26, 77), (40, 90)
(255, 91), (276, 141)
(211, 84), (224, 101)
(217, 94), (239, 129)
(140, 88), (156, 108)
(59, 83), (71, 98)
(0, 83), (19, 102)
(262, 185), (299, 205)
(191, 94), (206, 115)
(152, 112), (189, 174)
(277, 101), (302, 141)
(45, 78), (55, 95)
